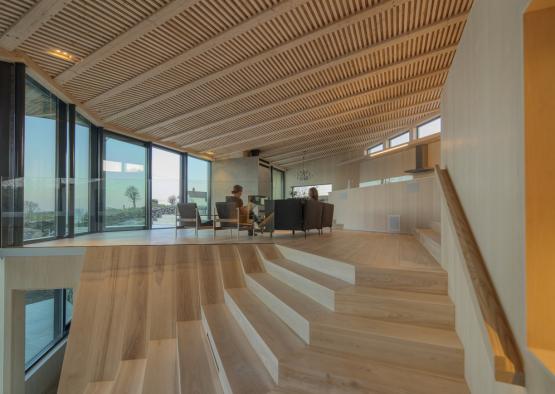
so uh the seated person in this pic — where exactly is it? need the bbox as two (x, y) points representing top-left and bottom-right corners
(308, 186), (319, 201)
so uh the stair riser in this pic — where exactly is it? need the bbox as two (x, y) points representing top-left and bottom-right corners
(335, 294), (455, 330)
(261, 258), (335, 311)
(224, 290), (280, 384)
(416, 232), (441, 262)
(275, 245), (356, 284)
(201, 309), (234, 394)
(356, 267), (448, 295)
(310, 327), (464, 379)
(245, 275), (310, 343)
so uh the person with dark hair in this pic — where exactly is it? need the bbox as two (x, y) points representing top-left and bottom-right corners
(308, 186), (319, 201)
(227, 184), (244, 208)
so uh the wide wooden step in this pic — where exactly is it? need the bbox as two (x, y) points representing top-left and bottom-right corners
(142, 339), (179, 394)
(259, 253), (351, 310)
(245, 272), (330, 343)
(177, 321), (222, 393)
(311, 314), (465, 379)
(201, 303), (275, 393)
(274, 244), (356, 284)
(111, 359), (146, 394)
(279, 348), (469, 394)
(83, 382), (114, 394)
(415, 228), (441, 263)
(225, 288), (305, 383)
(356, 265), (448, 294)
(335, 286), (455, 329)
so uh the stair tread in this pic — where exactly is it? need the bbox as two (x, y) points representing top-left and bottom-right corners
(313, 314), (463, 350)
(83, 381), (114, 394)
(111, 359), (146, 394)
(177, 320), (222, 394)
(203, 303), (275, 393)
(280, 348), (469, 394)
(337, 286), (452, 305)
(270, 258), (352, 291)
(416, 228), (441, 244)
(248, 272), (331, 321)
(226, 288), (305, 359)
(142, 339), (179, 394)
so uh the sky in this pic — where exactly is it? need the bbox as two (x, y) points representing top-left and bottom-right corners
(23, 116), (210, 212)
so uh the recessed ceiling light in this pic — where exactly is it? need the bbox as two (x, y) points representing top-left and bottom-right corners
(47, 49), (78, 62)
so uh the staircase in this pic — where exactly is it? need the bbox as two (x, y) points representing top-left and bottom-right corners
(58, 241), (469, 393)
(415, 220), (442, 262)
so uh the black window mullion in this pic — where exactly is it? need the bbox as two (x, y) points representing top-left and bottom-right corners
(146, 142), (152, 229)
(56, 101), (68, 238)
(67, 105), (76, 237)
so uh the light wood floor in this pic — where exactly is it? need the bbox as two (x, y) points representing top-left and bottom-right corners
(58, 239), (468, 393)
(273, 230), (441, 271)
(26, 228), (273, 247)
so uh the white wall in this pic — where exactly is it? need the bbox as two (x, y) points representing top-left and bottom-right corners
(284, 151), (361, 197)
(359, 140), (440, 182)
(441, 0), (554, 392)
(0, 248), (84, 394)
(330, 175), (440, 233)
(212, 157), (259, 204)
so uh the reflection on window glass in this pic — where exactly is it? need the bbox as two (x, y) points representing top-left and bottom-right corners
(24, 77), (57, 241)
(187, 156), (210, 216)
(103, 136), (147, 229)
(25, 290), (57, 366)
(389, 131), (410, 148)
(272, 168), (285, 199)
(152, 147), (181, 228)
(65, 289), (73, 325)
(25, 289), (72, 370)
(367, 143), (384, 155)
(291, 184), (333, 200)
(417, 117), (441, 138)
(75, 114), (91, 234)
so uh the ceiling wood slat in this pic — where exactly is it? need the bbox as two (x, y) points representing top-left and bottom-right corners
(0, 0), (71, 50)
(54, 0), (201, 84)
(85, 0), (313, 107)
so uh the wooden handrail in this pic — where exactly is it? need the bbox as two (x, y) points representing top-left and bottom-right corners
(434, 165), (525, 386)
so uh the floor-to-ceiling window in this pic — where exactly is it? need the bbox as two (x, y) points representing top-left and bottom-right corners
(187, 156), (210, 216)
(23, 78), (57, 241)
(103, 135), (147, 229)
(75, 113), (91, 234)
(272, 168), (285, 199)
(151, 147), (180, 228)
(25, 288), (72, 370)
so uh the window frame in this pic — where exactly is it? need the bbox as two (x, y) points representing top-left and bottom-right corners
(416, 116), (442, 139)
(367, 143), (384, 155)
(150, 144), (183, 229)
(101, 131), (150, 232)
(388, 130), (411, 148)
(24, 288), (72, 372)
(186, 154), (212, 217)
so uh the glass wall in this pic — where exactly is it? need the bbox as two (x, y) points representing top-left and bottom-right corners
(25, 289), (72, 370)
(151, 147), (180, 228)
(272, 168), (285, 199)
(187, 156), (210, 216)
(103, 135), (147, 229)
(75, 113), (91, 233)
(23, 78), (58, 241)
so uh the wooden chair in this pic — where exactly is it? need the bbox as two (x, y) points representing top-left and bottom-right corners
(175, 203), (212, 237)
(214, 202), (254, 239)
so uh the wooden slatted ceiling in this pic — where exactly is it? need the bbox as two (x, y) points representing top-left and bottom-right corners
(0, 0), (473, 167)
